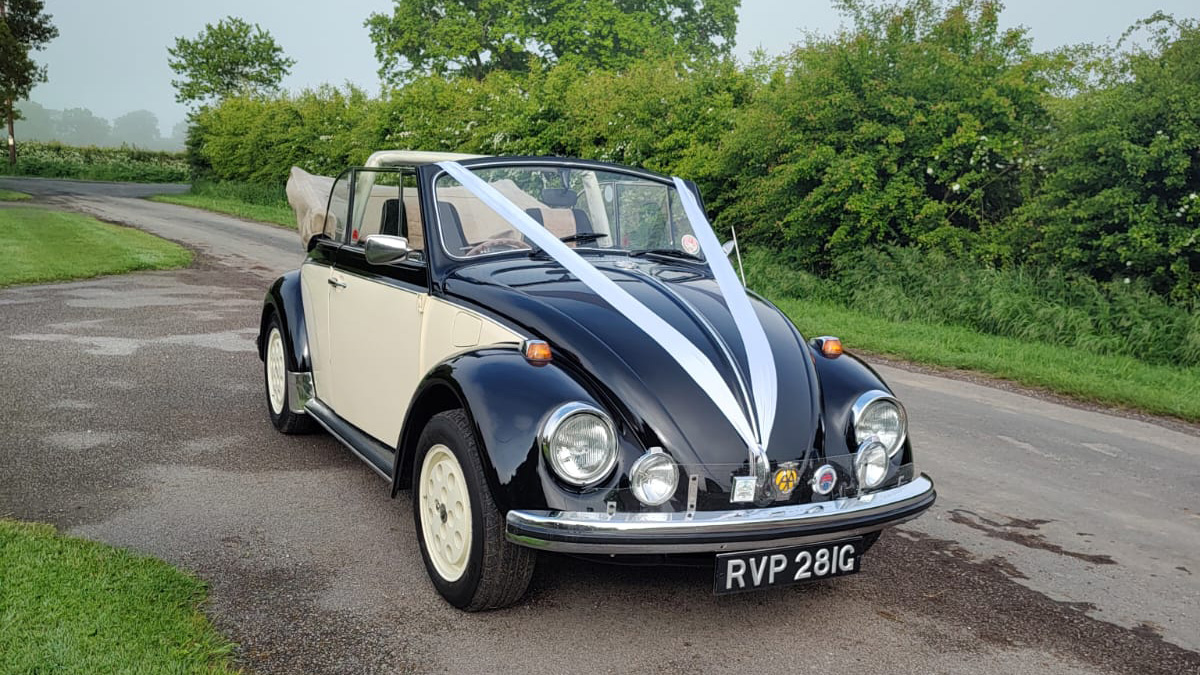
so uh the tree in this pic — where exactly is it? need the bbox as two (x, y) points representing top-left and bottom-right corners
(711, 0), (1054, 271)
(168, 16), (295, 107)
(14, 99), (52, 140)
(111, 109), (161, 148)
(55, 107), (111, 146)
(1009, 14), (1200, 300)
(0, 0), (58, 164)
(365, 0), (740, 86)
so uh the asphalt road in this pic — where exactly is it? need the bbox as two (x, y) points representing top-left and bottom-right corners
(1, 176), (1198, 674)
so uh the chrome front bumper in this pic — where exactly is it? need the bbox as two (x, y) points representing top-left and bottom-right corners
(506, 475), (936, 554)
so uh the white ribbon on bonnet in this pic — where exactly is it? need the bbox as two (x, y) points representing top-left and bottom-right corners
(436, 161), (778, 469)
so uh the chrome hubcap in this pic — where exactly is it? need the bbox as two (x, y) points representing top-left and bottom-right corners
(419, 444), (472, 582)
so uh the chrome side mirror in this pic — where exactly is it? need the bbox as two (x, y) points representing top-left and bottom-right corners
(363, 235), (411, 265)
(721, 240), (735, 255)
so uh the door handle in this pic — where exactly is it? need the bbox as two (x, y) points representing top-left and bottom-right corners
(328, 278), (347, 289)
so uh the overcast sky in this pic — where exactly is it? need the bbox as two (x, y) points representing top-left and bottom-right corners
(27, 0), (1200, 135)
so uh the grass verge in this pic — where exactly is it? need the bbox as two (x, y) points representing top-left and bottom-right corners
(0, 188), (31, 201)
(774, 295), (1200, 422)
(0, 206), (192, 287)
(0, 519), (238, 673)
(150, 192), (295, 227)
(150, 180), (294, 228)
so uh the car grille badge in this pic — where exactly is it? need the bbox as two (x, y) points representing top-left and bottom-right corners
(730, 476), (757, 503)
(773, 462), (800, 499)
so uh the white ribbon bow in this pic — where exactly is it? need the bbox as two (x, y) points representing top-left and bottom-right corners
(437, 162), (777, 462)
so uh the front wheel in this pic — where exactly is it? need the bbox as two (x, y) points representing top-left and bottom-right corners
(263, 313), (315, 434)
(413, 409), (535, 610)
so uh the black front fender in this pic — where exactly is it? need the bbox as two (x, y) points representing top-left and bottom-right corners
(259, 270), (310, 373)
(810, 345), (912, 466)
(394, 348), (636, 515)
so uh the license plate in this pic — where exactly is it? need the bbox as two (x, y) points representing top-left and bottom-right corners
(714, 538), (863, 594)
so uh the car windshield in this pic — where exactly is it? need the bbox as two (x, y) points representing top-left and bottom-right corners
(434, 164), (703, 259)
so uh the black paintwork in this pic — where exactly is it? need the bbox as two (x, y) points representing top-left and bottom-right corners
(259, 270), (310, 372)
(262, 156), (910, 520)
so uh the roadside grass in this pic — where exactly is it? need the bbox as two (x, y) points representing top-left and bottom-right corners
(0, 188), (31, 201)
(0, 520), (238, 673)
(150, 179), (294, 228)
(150, 192), (295, 227)
(0, 207), (192, 287)
(774, 295), (1200, 422)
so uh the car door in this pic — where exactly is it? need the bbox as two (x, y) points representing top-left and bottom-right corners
(299, 170), (352, 404)
(324, 169), (428, 447)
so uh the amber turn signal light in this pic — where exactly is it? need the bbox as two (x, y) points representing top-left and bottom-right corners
(524, 339), (553, 363)
(814, 336), (843, 358)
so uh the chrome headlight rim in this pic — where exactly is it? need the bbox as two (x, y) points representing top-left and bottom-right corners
(629, 448), (679, 506)
(851, 389), (908, 458)
(854, 438), (890, 489)
(539, 401), (619, 487)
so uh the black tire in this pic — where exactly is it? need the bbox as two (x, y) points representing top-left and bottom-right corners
(263, 313), (316, 435)
(412, 409), (535, 611)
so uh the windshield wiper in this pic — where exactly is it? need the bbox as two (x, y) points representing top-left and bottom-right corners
(530, 232), (610, 258)
(628, 247), (703, 262)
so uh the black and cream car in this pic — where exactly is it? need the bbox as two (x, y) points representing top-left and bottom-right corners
(258, 151), (936, 610)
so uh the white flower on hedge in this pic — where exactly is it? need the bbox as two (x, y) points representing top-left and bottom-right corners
(952, 183), (961, 192)
(926, 167), (933, 175)
(1124, 278), (1131, 284)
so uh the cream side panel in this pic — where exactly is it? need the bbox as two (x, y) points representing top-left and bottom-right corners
(298, 263), (333, 400)
(418, 297), (525, 376)
(327, 272), (422, 447)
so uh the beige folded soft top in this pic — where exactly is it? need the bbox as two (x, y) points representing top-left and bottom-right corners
(287, 151), (485, 247)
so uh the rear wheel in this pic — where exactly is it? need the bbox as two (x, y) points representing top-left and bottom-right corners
(263, 313), (315, 434)
(413, 409), (535, 611)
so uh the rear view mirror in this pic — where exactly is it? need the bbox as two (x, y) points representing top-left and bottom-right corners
(722, 240), (735, 255)
(364, 235), (411, 265)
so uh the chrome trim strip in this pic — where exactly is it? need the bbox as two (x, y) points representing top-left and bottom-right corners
(286, 371), (314, 414)
(304, 399), (393, 482)
(505, 475), (934, 554)
(538, 402), (618, 487)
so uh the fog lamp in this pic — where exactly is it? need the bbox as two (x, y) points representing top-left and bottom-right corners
(630, 449), (678, 506)
(855, 440), (889, 490)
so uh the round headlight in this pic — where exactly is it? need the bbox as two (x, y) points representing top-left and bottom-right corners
(853, 392), (907, 458)
(630, 450), (678, 506)
(542, 403), (618, 486)
(855, 440), (889, 489)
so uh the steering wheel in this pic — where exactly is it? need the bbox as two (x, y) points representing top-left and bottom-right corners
(464, 238), (532, 256)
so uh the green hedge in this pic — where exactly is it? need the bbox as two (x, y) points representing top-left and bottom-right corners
(2, 142), (189, 183)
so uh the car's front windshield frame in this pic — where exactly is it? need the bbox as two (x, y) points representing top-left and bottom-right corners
(430, 159), (704, 264)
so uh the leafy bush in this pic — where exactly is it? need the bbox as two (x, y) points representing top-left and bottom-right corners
(712, 0), (1055, 273)
(2, 142), (189, 182)
(1004, 14), (1200, 301)
(187, 59), (753, 185)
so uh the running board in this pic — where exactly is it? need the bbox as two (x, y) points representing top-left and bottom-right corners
(305, 399), (395, 482)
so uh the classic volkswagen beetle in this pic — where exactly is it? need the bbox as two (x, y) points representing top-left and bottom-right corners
(258, 150), (936, 611)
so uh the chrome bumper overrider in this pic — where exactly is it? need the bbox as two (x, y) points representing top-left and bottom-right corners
(506, 475), (935, 554)
(287, 371), (314, 414)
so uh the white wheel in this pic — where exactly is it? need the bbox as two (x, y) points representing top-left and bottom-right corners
(266, 327), (287, 415)
(262, 313), (315, 434)
(418, 443), (473, 582)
